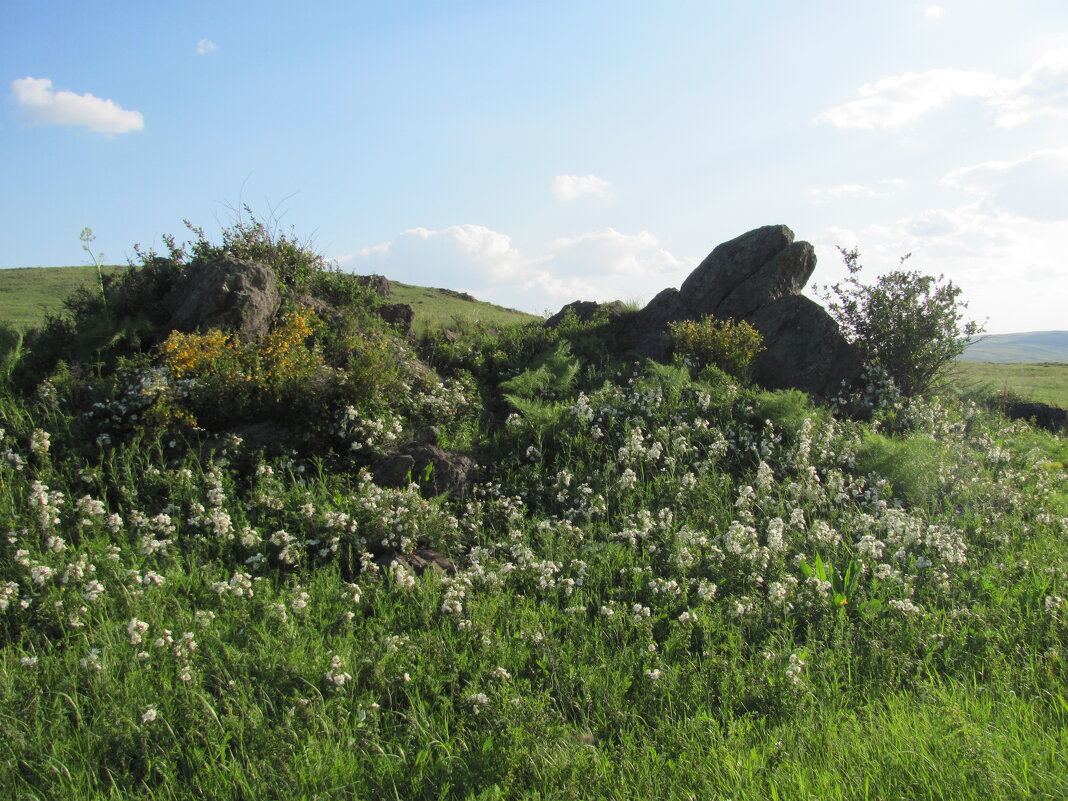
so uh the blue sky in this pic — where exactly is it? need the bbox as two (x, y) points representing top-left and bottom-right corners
(3, 1), (1068, 334)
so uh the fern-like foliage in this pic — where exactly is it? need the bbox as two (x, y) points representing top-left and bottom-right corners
(499, 342), (580, 436)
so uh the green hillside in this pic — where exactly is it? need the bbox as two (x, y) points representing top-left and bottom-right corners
(0, 265), (538, 333)
(959, 331), (1068, 363)
(0, 264), (125, 331)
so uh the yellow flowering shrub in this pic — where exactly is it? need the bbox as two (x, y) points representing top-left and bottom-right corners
(668, 315), (765, 381)
(156, 307), (324, 426)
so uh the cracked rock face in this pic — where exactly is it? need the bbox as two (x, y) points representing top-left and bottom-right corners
(606, 224), (861, 396)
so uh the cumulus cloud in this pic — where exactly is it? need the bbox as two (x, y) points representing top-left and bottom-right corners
(550, 229), (685, 278)
(353, 223), (686, 313)
(551, 174), (611, 201)
(814, 45), (1068, 129)
(811, 204), (1068, 333)
(808, 179), (907, 202)
(813, 69), (1001, 129)
(925, 6), (944, 18)
(197, 38), (218, 55)
(10, 76), (144, 135)
(942, 146), (1068, 221)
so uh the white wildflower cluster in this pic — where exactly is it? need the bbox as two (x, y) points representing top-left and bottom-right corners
(30, 429), (51, 457)
(888, 598), (922, 617)
(212, 571), (259, 598)
(343, 469), (461, 556)
(1, 428), (27, 471)
(127, 618), (150, 645)
(29, 480), (64, 532)
(339, 406), (403, 455)
(325, 654), (353, 687)
(74, 495), (107, 527)
(414, 379), (473, 423)
(785, 652), (806, 685)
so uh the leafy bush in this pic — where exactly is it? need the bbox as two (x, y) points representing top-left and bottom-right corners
(819, 249), (984, 398)
(668, 315), (764, 381)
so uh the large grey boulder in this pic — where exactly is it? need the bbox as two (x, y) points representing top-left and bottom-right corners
(678, 224), (796, 312)
(715, 241), (817, 321)
(746, 295), (859, 396)
(166, 257), (280, 341)
(564, 224), (863, 396)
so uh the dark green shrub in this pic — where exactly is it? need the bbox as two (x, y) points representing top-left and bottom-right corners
(819, 249), (984, 398)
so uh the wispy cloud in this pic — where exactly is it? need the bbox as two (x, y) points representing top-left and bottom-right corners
(197, 38), (218, 55)
(354, 223), (686, 313)
(942, 146), (1068, 221)
(813, 45), (1068, 129)
(925, 6), (944, 19)
(808, 179), (907, 202)
(10, 76), (144, 135)
(551, 174), (611, 201)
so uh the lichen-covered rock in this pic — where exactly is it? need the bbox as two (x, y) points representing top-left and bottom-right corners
(355, 274), (392, 297)
(165, 257), (280, 341)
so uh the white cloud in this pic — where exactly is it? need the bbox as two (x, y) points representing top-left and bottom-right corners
(809, 179), (907, 202)
(551, 174), (611, 201)
(10, 76), (144, 135)
(550, 228), (685, 278)
(197, 38), (218, 55)
(814, 45), (1068, 129)
(990, 46), (1068, 127)
(942, 146), (1068, 221)
(925, 6), (944, 19)
(811, 204), (1068, 333)
(353, 223), (686, 313)
(813, 69), (1000, 129)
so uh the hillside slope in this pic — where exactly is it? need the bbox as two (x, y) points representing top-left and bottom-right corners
(0, 265), (538, 332)
(959, 331), (1068, 363)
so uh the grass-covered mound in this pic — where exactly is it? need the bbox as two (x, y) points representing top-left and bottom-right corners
(1, 219), (1066, 799)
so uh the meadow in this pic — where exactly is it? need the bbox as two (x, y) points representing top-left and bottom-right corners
(951, 360), (1068, 409)
(1, 224), (1066, 799)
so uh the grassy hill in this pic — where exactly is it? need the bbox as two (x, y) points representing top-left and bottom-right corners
(0, 265), (538, 333)
(0, 264), (125, 331)
(959, 331), (1068, 363)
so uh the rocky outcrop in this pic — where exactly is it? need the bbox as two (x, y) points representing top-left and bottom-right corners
(372, 443), (480, 498)
(377, 303), (415, 335)
(1004, 401), (1067, 433)
(356, 274), (392, 298)
(578, 225), (862, 396)
(545, 300), (625, 328)
(165, 257), (280, 341)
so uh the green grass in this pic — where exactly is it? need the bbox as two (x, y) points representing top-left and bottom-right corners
(0, 265), (124, 331)
(950, 360), (1068, 408)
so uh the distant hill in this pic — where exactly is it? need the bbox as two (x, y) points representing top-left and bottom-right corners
(958, 331), (1068, 364)
(0, 265), (538, 333)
